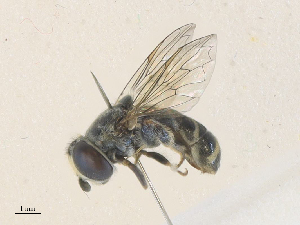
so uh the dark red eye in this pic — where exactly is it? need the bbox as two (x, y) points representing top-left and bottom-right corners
(72, 140), (113, 181)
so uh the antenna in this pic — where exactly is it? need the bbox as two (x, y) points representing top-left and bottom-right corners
(137, 160), (173, 225)
(90, 71), (112, 109)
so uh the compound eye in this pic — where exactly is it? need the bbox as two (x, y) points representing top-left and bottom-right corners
(72, 140), (113, 182)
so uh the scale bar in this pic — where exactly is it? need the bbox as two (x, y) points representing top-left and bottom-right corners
(15, 213), (41, 214)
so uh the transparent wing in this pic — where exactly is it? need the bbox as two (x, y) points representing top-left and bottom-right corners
(117, 23), (196, 103)
(117, 24), (217, 120)
(136, 34), (217, 115)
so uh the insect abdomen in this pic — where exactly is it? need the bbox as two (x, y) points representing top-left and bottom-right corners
(188, 127), (220, 174)
(155, 115), (221, 174)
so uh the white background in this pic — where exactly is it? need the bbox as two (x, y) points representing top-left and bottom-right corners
(1, 1), (299, 225)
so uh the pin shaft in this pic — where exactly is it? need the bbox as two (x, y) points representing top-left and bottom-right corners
(137, 160), (173, 225)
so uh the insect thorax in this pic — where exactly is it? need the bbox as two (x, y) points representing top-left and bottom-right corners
(84, 104), (140, 161)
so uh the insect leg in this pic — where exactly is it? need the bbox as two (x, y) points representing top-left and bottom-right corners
(135, 150), (188, 176)
(118, 157), (148, 189)
(175, 153), (185, 169)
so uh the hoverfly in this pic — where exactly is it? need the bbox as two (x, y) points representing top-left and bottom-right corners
(67, 23), (220, 218)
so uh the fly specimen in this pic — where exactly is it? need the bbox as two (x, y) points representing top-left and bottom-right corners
(67, 23), (220, 223)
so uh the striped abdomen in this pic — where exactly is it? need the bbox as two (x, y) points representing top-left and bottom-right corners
(140, 114), (221, 174)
